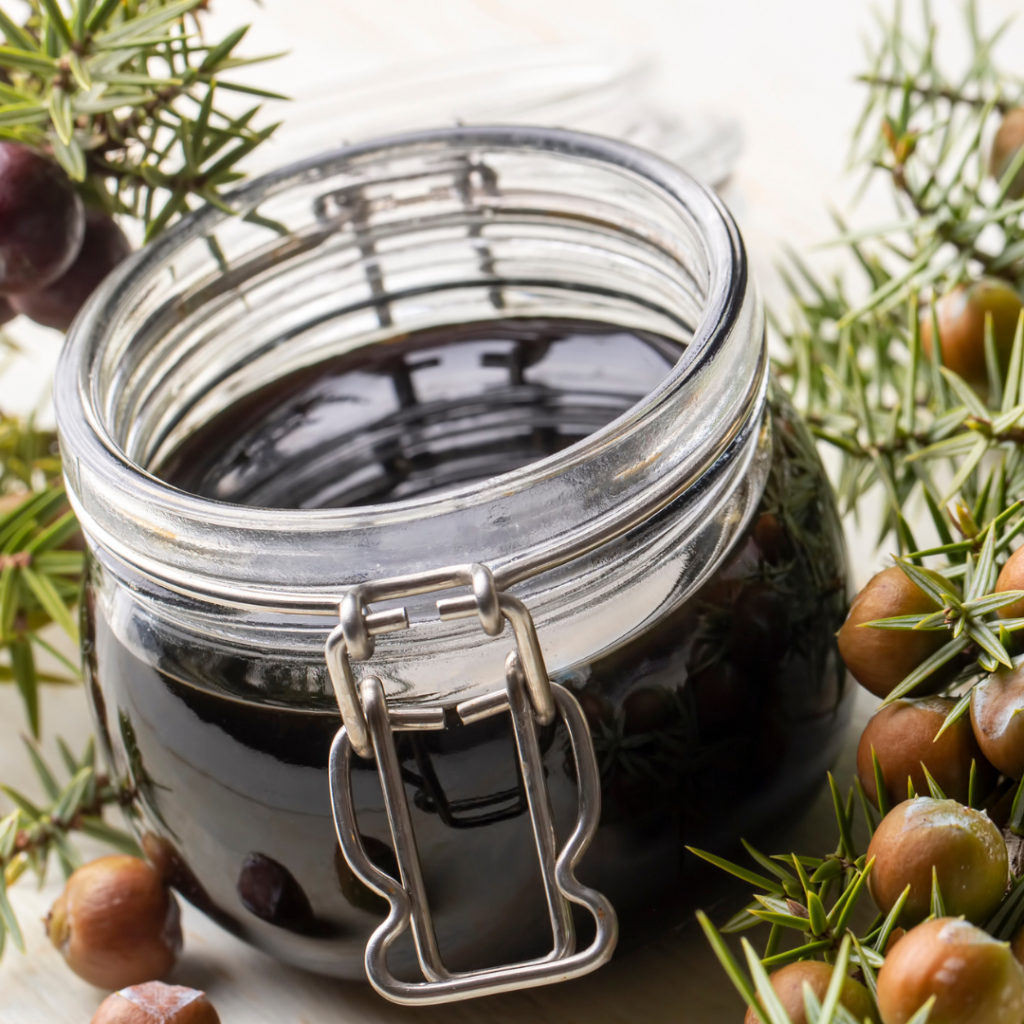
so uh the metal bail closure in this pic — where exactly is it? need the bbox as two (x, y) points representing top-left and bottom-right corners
(324, 562), (618, 1004)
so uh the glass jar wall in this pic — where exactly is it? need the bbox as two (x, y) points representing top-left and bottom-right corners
(57, 127), (850, 979)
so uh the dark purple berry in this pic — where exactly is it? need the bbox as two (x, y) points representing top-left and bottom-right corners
(11, 209), (130, 331)
(0, 143), (84, 294)
(237, 852), (316, 932)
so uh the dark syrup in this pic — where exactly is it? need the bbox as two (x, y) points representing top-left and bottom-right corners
(159, 318), (682, 507)
(84, 318), (851, 977)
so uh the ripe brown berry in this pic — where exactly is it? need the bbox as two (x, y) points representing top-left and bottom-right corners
(140, 832), (235, 930)
(0, 143), (84, 293)
(877, 918), (1024, 1024)
(575, 689), (614, 730)
(752, 511), (788, 564)
(856, 696), (996, 809)
(728, 581), (789, 669)
(141, 833), (202, 900)
(994, 545), (1024, 620)
(971, 665), (1024, 779)
(91, 982), (220, 1024)
(991, 108), (1024, 201)
(743, 961), (878, 1024)
(1013, 923), (1024, 969)
(689, 659), (750, 738)
(11, 209), (131, 331)
(837, 566), (947, 698)
(622, 686), (674, 735)
(47, 855), (182, 990)
(921, 280), (1024, 391)
(867, 798), (1007, 926)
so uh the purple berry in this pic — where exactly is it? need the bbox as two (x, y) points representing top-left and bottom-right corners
(11, 210), (131, 331)
(0, 143), (84, 294)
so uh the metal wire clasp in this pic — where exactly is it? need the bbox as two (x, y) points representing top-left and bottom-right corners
(325, 562), (554, 759)
(325, 562), (618, 1004)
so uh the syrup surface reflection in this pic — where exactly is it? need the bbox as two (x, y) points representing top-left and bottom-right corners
(159, 318), (682, 508)
(83, 318), (851, 978)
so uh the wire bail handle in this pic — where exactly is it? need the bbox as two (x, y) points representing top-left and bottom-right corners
(325, 562), (555, 758)
(324, 561), (618, 1004)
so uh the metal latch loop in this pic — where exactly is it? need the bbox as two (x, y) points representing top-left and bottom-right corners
(325, 561), (618, 1002)
(326, 562), (554, 759)
(328, 651), (618, 1004)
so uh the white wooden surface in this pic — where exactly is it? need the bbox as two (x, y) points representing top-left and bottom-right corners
(0, 684), (876, 1024)
(1, 1), (1022, 1020)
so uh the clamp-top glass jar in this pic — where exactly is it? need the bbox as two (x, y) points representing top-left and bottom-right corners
(56, 126), (851, 997)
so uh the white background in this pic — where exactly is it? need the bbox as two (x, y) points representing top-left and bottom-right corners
(1, 1), (1022, 1020)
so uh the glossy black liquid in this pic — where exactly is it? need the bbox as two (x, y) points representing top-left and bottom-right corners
(160, 318), (683, 508)
(83, 318), (851, 978)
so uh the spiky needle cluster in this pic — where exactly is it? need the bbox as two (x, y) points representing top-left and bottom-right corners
(699, 1), (1024, 1021)
(0, 0), (281, 964)
(694, 764), (1024, 1024)
(0, 734), (138, 958)
(0, 0), (283, 239)
(776, 0), (1024, 733)
(0, 0), (281, 738)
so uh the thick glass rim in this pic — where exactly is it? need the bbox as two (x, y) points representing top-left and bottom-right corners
(55, 125), (763, 609)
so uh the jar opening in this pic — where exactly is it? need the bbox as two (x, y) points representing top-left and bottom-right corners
(156, 317), (683, 510)
(56, 126), (763, 609)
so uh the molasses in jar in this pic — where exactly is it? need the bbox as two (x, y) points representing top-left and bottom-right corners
(59, 126), (850, 991)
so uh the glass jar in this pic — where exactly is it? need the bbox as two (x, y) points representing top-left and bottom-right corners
(55, 126), (850, 988)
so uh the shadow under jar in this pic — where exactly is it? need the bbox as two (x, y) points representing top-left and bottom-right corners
(55, 127), (850, 988)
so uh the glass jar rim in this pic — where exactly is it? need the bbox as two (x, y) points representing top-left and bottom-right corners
(55, 125), (763, 612)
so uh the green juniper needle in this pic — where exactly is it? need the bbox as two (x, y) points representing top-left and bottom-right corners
(698, 3), (1024, 1020)
(0, 0), (283, 972)
(0, 735), (138, 958)
(0, 0), (284, 238)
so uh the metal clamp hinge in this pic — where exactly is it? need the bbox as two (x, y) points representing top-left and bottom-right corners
(325, 562), (618, 1004)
